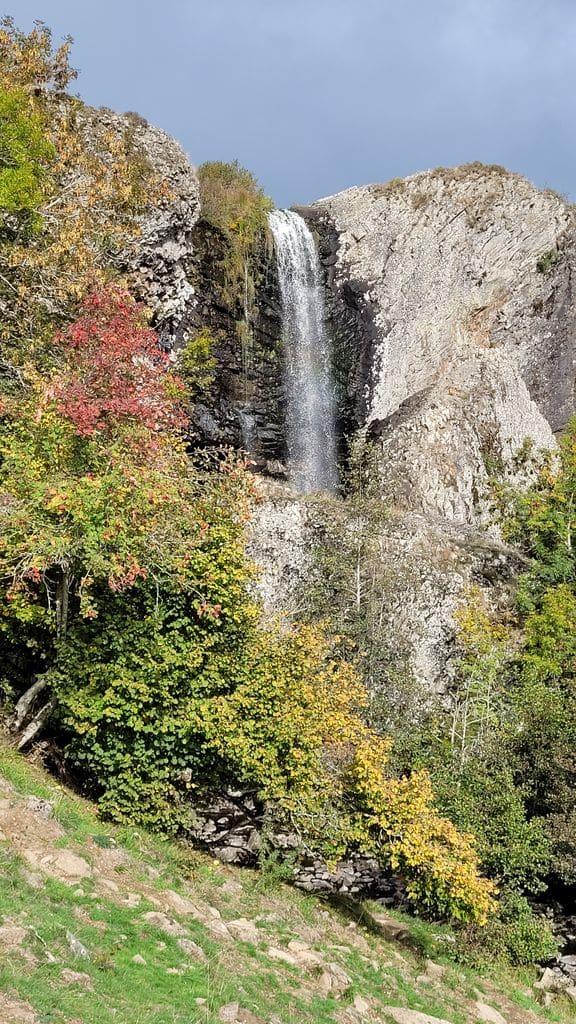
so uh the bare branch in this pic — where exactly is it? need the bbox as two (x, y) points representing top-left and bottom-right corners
(9, 676), (49, 733)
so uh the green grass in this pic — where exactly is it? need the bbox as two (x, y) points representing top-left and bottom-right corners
(1, 743), (575, 1024)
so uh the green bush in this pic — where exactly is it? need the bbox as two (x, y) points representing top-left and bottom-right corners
(177, 327), (217, 399)
(198, 159), (272, 242)
(433, 760), (551, 895)
(0, 85), (54, 232)
(458, 892), (558, 967)
(536, 249), (558, 275)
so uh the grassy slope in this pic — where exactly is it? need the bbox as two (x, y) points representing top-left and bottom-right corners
(0, 740), (573, 1024)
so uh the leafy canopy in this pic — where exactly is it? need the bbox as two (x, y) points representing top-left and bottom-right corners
(0, 86), (54, 230)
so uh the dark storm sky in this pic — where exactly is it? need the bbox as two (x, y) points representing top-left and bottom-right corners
(12, 0), (576, 206)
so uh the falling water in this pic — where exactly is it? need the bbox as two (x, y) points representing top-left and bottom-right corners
(268, 209), (338, 493)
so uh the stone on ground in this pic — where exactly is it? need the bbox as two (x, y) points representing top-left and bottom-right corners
(383, 1009), (453, 1024)
(474, 1002), (508, 1024)
(60, 968), (94, 990)
(141, 911), (187, 937)
(317, 962), (352, 998)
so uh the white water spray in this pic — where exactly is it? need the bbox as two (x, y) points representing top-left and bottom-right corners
(268, 209), (338, 493)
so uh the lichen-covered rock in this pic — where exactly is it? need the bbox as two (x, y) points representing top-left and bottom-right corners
(75, 104), (201, 345)
(308, 164), (576, 522)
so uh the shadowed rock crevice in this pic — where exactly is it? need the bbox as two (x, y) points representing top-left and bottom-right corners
(182, 218), (287, 468)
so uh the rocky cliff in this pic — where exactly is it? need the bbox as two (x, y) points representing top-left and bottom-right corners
(249, 166), (576, 692)
(89, 140), (576, 693)
(307, 164), (576, 522)
(248, 488), (522, 695)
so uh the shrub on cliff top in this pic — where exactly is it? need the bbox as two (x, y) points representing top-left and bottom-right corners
(0, 17), (77, 92)
(198, 159), (272, 243)
(197, 160), (273, 316)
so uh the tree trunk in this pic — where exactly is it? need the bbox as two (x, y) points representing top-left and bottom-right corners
(16, 699), (56, 750)
(9, 676), (48, 734)
(56, 567), (71, 639)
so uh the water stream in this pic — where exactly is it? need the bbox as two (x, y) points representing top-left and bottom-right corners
(268, 209), (338, 493)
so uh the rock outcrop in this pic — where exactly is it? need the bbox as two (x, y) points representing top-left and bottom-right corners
(76, 109), (287, 464)
(247, 165), (576, 691)
(249, 489), (522, 692)
(307, 164), (576, 522)
(74, 104), (201, 346)
(113, 111), (201, 345)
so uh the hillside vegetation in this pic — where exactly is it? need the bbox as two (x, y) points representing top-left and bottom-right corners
(1, 742), (573, 1024)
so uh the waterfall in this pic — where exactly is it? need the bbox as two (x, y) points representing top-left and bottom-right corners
(268, 209), (338, 494)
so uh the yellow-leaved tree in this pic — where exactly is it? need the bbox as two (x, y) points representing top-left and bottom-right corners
(0, 18), (161, 377)
(202, 624), (497, 925)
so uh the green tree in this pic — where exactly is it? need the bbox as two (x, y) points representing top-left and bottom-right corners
(501, 419), (576, 606)
(495, 420), (576, 884)
(0, 86), (54, 233)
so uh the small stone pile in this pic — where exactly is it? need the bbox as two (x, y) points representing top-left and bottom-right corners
(294, 851), (398, 900)
(187, 789), (263, 865)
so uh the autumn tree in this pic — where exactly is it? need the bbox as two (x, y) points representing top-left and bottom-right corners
(0, 17), (77, 93)
(0, 289), (217, 743)
(0, 19), (158, 381)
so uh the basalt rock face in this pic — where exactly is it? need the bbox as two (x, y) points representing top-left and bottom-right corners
(306, 164), (576, 523)
(122, 120), (200, 347)
(183, 221), (287, 468)
(52, 101), (201, 346)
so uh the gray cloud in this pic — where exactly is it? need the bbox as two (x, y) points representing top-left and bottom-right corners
(12, 1), (576, 205)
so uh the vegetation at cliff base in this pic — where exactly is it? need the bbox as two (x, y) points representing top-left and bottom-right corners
(295, 439), (576, 963)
